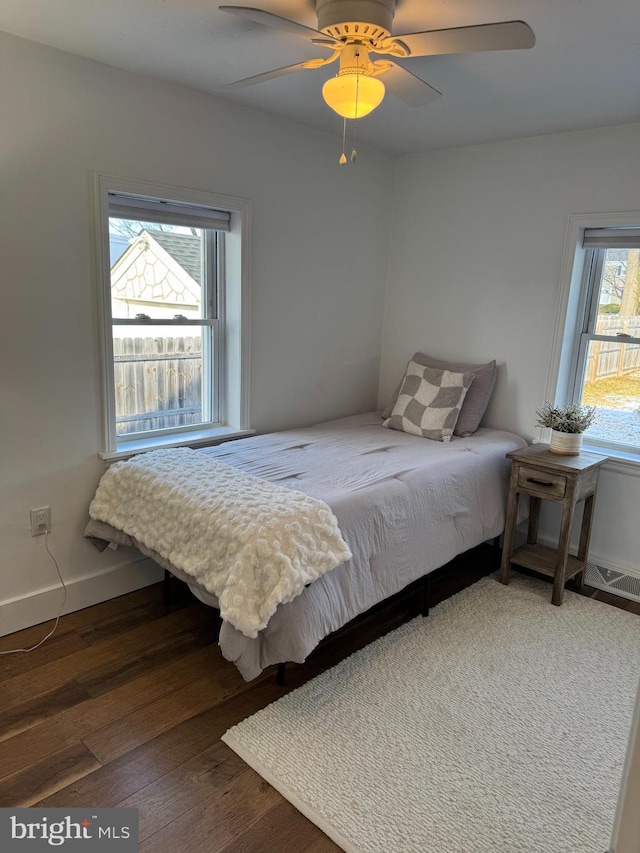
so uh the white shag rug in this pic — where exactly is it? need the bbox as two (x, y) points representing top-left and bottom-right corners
(222, 575), (640, 853)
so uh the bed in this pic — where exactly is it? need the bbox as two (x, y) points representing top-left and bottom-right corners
(86, 411), (527, 681)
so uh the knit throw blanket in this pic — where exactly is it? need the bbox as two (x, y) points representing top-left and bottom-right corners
(89, 448), (351, 638)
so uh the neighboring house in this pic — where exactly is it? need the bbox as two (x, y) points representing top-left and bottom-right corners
(110, 229), (202, 323)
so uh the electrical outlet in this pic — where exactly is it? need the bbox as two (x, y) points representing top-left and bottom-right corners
(30, 506), (51, 536)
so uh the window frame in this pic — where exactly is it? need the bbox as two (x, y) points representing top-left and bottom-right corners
(547, 211), (640, 472)
(94, 174), (253, 459)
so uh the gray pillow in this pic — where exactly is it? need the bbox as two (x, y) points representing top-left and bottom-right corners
(382, 362), (474, 442)
(382, 353), (497, 436)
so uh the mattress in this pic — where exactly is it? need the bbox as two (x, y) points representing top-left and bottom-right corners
(86, 412), (527, 679)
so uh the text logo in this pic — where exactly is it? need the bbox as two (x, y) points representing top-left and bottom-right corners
(1, 809), (138, 851)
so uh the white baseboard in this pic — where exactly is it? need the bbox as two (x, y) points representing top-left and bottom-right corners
(0, 558), (164, 638)
(584, 550), (640, 580)
(521, 532), (640, 602)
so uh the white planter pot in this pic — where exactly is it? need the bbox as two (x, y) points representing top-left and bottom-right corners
(549, 430), (583, 456)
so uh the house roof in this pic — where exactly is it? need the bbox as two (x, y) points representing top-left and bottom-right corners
(151, 231), (202, 286)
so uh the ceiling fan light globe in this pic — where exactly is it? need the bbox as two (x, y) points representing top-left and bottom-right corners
(322, 73), (385, 118)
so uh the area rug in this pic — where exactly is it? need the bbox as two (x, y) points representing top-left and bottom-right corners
(222, 575), (640, 853)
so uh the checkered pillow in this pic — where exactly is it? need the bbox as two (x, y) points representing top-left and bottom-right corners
(382, 362), (475, 441)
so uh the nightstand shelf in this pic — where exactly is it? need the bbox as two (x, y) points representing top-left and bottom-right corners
(509, 543), (583, 580)
(499, 444), (607, 605)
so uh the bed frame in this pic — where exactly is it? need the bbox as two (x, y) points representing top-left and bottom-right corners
(162, 539), (501, 684)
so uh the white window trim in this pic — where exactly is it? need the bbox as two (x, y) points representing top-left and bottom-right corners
(545, 210), (640, 477)
(93, 173), (252, 459)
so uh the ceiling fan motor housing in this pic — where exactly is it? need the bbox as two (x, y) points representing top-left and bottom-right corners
(316, 0), (396, 40)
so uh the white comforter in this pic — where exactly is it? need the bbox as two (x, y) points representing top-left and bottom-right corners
(88, 448), (351, 638)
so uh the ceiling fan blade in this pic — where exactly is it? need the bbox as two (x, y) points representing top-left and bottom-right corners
(394, 21), (535, 58)
(382, 62), (442, 107)
(219, 5), (338, 43)
(310, 38), (343, 48)
(218, 61), (310, 90)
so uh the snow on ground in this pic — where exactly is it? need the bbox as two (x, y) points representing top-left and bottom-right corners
(586, 406), (640, 446)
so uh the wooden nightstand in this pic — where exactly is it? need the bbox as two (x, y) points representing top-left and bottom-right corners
(499, 444), (607, 605)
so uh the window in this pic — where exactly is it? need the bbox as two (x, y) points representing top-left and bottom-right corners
(94, 176), (251, 459)
(561, 224), (640, 457)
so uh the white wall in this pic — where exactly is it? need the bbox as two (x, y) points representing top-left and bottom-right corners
(0, 31), (393, 634)
(381, 122), (640, 573)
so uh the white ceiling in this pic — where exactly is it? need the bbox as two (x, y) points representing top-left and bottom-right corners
(2, 0), (639, 155)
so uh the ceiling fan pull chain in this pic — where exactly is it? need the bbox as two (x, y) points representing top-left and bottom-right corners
(350, 112), (357, 161)
(350, 55), (359, 162)
(339, 117), (348, 164)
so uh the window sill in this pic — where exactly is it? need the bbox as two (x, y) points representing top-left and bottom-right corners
(581, 443), (640, 477)
(100, 426), (255, 463)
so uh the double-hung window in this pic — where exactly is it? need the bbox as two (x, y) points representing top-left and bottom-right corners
(94, 176), (251, 459)
(564, 226), (640, 456)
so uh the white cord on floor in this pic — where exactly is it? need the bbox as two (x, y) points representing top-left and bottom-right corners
(0, 530), (67, 655)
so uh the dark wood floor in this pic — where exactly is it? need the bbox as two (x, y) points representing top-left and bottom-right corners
(0, 550), (638, 852)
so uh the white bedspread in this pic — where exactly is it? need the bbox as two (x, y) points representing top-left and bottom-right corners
(88, 448), (351, 638)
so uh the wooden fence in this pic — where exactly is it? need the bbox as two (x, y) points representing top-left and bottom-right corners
(113, 336), (203, 434)
(586, 316), (640, 382)
(113, 319), (639, 434)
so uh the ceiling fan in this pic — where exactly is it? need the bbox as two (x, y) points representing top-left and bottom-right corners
(219, 0), (535, 119)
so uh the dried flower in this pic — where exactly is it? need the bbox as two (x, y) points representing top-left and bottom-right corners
(535, 402), (597, 434)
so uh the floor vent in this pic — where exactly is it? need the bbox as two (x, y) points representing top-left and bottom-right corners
(584, 562), (640, 603)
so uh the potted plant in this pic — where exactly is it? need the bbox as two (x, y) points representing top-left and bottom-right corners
(535, 402), (597, 455)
